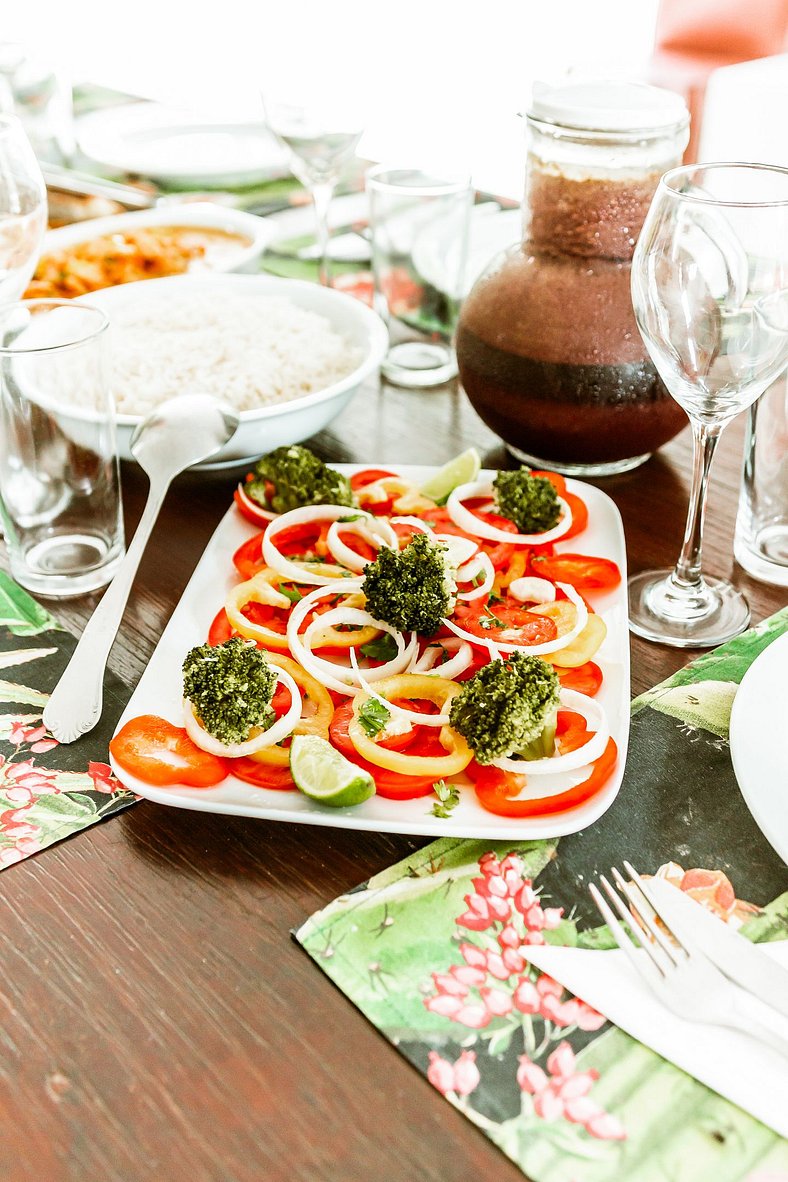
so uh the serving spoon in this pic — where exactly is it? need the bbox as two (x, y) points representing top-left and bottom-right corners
(43, 395), (239, 744)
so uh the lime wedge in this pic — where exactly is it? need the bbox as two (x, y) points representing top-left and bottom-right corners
(289, 734), (375, 807)
(419, 448), (481, 502)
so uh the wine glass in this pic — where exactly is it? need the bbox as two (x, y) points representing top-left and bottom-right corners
(262, 90), (363, 288)
(0, 114), (46, 302)
(629, 162), (788, 648)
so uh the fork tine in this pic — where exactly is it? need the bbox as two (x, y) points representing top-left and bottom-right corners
(589, 881), (664, 987)
(599, 874), (669, 976)
(622, 861), (692, 960)
(611, 866), (684, 967)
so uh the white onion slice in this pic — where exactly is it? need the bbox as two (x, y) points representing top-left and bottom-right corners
(325, 516), (397, 572)
(442, 581), (588, 657)
(235, 484), (277, 522)
(286, 583), (416, 696)
(447, 480), (572, 545)
(490, 688), (609, 775)
(304, 606), (414, 686)
(509, 577), (557, 604)
(411, 637), (473, 680)
(456, 551), (495, 602)
(390, 515), (438, 544)
(435, 533), (478, 567)
(183, 665), (302, 758)
(349, 649), (451, 728)
(263, 504), (380, 586)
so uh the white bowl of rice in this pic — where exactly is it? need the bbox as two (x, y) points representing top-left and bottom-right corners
(70, 274), (389, 467)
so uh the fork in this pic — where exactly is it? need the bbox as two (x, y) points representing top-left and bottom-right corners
(589, 864), (788, 1059)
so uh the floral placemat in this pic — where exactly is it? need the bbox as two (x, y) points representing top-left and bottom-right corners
(0, 572), (136, 869)
(296, 607), (788, 1182)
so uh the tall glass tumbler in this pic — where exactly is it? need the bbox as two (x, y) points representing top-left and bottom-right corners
(734, 371), (788, 586)
(367, 166), (472, 388)
(0, 300), (125, 597)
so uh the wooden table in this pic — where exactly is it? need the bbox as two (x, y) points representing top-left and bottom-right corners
(2, 379), (785, 1182)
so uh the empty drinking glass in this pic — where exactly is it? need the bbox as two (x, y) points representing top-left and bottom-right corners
(367, 166), (472, 388)
(0, 114), (46, 303)
(629, 162), (788, 647)
(0, 301), (125, 597)
(734, 370), (788, 586)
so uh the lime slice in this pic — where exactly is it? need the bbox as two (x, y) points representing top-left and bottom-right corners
(419, 448), (481, 502)
(289, 734), (375, 807)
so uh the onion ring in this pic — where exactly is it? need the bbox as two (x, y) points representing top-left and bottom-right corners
(349, 649), (451, 727)
(411, 637), (473, 680)
(183, 664), (302, 757)
(456, 551), (495, 602)
(263, 505), (379, 586)
(325, 516), (397, 572)
(490, 688), (609, 775)
(447, 480), (572, 545)
(442, 582), (588, 657)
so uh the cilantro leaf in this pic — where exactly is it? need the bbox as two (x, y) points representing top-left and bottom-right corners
(358, 697), (391, 738)
(360, 633), (399, 662)
(431, 779), (460, 818)
(338, 513), (365, 523)
(279, 585), (303, 604)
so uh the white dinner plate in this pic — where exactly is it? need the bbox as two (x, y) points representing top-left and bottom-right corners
(730, 630), (788, 864)
(110, 465), (630, 839)
(77, 103), (288, 187)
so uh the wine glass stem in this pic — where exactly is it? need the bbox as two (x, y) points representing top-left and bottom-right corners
(311, 180), (335, 288)
(672, 417), (721, 592)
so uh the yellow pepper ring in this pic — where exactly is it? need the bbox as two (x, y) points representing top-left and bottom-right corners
(530, 599), (577, 637)
(307, 592), (380, 650)
(224, 569), (292, 650)
(248, 652), (334, 766)
(349, 674), (472, 776)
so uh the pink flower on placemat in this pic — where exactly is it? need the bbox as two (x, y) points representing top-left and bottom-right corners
(654, 861), (760, 927)
(518, 1042), (625, 1141)
(426, 1050), (481, 1099)
(87, 762), (119, 794)
(7, 719), (58, 753)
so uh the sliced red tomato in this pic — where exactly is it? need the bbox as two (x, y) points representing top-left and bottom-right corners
(110, 715), (228, 788)
(469, 738), (618, 817)
(530, 552), (621, 592)
(233, 532), (266, 580)
(531, 470), (567, 496)
(561, 493), (589, 541)
(555, 661), (603, 697)
(234, 485), (274, 527)
(350, 468), (398, 491)
(452, 597), (558, 646)
(230, 757), (296, 791)
(329, 703), (437, 799)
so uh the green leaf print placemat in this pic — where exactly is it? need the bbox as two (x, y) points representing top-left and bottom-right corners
(0, 572), (137, 869)
(297, 608), (788, 1182)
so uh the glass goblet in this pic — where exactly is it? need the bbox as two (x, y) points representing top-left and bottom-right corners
(629, 162), (788, 648)
(0, 114), (46, 303)
(262, 92), (363, 288)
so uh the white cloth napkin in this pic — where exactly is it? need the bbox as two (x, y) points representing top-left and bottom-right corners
(524, 940), (788, 1138)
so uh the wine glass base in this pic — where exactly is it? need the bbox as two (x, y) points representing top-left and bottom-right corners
(382, 342), (457, 388)
(628, 569), (751, 649)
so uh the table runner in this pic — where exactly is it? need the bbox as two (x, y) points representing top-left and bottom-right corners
(296, 607), (788, 1182)
(0, 572), (136, 869)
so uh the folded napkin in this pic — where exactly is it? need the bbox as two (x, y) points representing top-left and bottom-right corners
(525, 941), (788, 1138)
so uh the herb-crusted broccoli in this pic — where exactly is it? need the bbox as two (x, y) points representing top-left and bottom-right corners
(362, 533), (457, 635)
(449, 653), (560, 764)
(247, 445), (354, 514)
(182, 637), (277, 746)
(493, 468), (561, 534)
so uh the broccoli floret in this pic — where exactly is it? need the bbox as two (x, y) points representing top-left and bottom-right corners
(182, 638), (277, 746)
(493, 468), (561, 534)
(449, 653), (560, 764)
(362, 533), (457, 635)
(248, 445), (354, 514)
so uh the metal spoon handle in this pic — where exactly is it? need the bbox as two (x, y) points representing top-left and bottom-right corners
(43, 476), (171, 743)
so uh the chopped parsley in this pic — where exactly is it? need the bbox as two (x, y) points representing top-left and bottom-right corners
(431, 779), (460, 818)
(358, 697), (391, 738)
(279, 584), (303, 604)
(360, 633), (399, 662)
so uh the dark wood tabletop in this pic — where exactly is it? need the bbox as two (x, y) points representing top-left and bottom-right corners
(1, 376), (785, 1182)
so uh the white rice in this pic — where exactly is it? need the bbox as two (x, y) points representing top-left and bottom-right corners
(100, 291), (362, 416)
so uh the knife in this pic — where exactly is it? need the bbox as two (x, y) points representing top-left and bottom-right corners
(635, 874), (788, 1021)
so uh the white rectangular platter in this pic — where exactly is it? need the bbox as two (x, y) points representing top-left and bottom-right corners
(110, 464), (630, 839)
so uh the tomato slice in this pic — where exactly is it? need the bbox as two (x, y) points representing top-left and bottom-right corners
(233, 532), (267, 580)
(530, 553), (621, 592)
(234, 485), (274, 527)
(469, 738), (618, 817)
(230, 757), (296, 791)
(110, 715), (228, 788)
(329, 703), (437, 799)
(452, 597), (558, 646)
(561, 493), (589, 541)
(531, 470), (567, 496)
(350, 468), (398, 491)
(555, 661), (603, 697)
